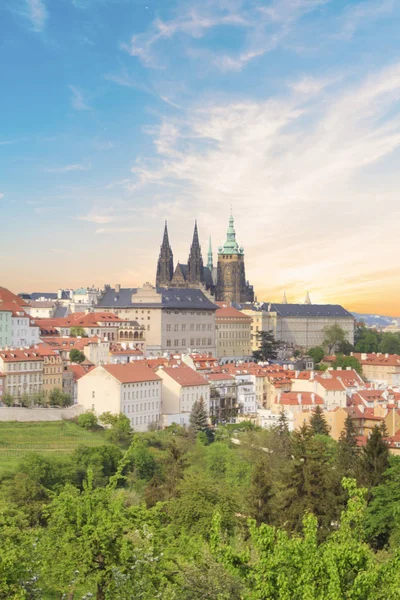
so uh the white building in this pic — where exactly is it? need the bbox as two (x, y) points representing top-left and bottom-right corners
(0, 310), (12, 349)
(157, 365), (210, 424)
(235, 374), (258, 414)
(77, 363), (162, 432)
(11, 310), (40, 348)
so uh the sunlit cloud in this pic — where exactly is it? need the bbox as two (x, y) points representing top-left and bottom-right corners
(8, 0), (48, 32)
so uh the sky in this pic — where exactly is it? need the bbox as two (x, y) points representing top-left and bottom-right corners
(1, 0), (400, 316)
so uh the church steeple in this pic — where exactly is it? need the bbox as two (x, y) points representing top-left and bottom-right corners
(304, 291), (311, 305)
(282, 290), (288, 304)
(156, 221), (174, 288)
(187, 220), (204, 284)
(207, 236), (213, 270)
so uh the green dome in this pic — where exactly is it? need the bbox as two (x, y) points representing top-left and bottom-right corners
(220, 214), (243, 255)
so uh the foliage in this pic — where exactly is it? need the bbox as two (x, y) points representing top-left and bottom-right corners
(1, 393), (14, 407)
(78, 410), (99, 430)
(332, 353), (363, 375)
(253, 330), (280, 361)
(355, 328), (380, 353)
(337, 414), (360, 478)
(360, 425), (390, 492)
(48, 388), (72, 407)
(69, 326), (87, 337)
(99, 412), (133, 445)
(379, 332), (400, 354)
(309, 406), (331, 436)
(189, 397), (212, 441)
(365, 457), (400, 549)
(323, 323), (347, 353)
(308, 346), (324, 364)
(336, 339), (355, 355)
(69, 348), (86, 363)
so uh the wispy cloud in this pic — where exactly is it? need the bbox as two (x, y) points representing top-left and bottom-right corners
(9, 0), (48, 32)
(122, 0), (328, 71)
(337, 0), (394, 40)
(69, 85), (92, 111)
(46, 163), (89, 173)
(76, 211), (117, 224)
(0, 193), (4, 200)
(125, 62), (400, 304)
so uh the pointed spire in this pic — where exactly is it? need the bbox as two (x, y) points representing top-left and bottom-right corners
(207, 236), (213, 270)
(192, 220), (200, 248)
(162, 220), (170, 247)
(282, 290), (288, 304)
(304, 291), (311, 305)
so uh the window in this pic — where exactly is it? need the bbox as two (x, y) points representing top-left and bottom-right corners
(182, 339), (186, 346)
(166, 324), (171, 331)
(174, 339), (179, 347)
(166, 340), (171, 347)
(92, 391), (95, 398)
(190, 338), (195, 346)
(181, 324), (186, 331)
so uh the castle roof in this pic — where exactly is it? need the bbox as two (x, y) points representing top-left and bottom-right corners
(97, 287), (218, 311)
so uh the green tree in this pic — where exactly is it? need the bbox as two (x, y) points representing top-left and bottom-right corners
(253, 330), (280, 361)
(360, 425), (390, 493)
(337, 414), (360, 478)
(99, 412), (132, 445)
(379, 332), (400, 355)
(69, 348), (86, 363)
(131, 440), (157, 480)
(32, 390), (48, 407)
(323, 323), (347, 353)
(1, 393), (14, 407)
(365, 458), (400, 549)
(189, 397), (212, 440)
(19, 392), (31, 408)
(276, 410), (290, 439)
(332, 353), (363, 375)
(48, 388), (72, 407)
(308, 346), (324, 364)
(337, 340), (355, 355)
(40, 471), (168, 599)
(309, 406), (330, 436)
(248, 457), (274, 525)
(355, 328), (380, 353)
(78, 410), (99, 430)
(70, 326), (87, 337)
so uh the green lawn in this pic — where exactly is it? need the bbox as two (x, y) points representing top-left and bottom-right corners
(0, 421), (108, 475)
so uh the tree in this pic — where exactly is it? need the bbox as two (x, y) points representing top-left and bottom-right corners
(355, 328), (380, 353)
(308, 346), (324, 364)
(1, 392), (14, 407)
(337, 340), (355, 355)
(78, 411), (99, 430)
(337, 414), (360, 478)
(19, 393), (31, 408)
(248, 458), (274, 525)
(276, 410), (290, 439)
(32, 390), (48, 407)
(309, 406), (330, 436)
(379, 332), (400, 355)
(49, 388), (72, 407)
(365, 458), (400, 549)
(360, 425), (390, 493)
(252, 330), (280, 361)
(332, 353), (362, 375)
(99, 412), (132, 445)
(323, 324), (346, 353)
(189, 397), (212, 440)
(70, 326), (87, 338)
(69, 348), (86, 364)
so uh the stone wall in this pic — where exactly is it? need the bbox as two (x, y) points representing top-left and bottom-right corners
(0, 405), (84, 422)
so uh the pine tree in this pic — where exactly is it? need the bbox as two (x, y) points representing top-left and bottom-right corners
(309, 406), (330, 436)
(248, 458), (274, 526)
(252, 330), (280, 362)
(189, 397), (211, 439)
(276, 410), (290, 438)
(337, 415), (360, 478)
(361, 425), (390, 493)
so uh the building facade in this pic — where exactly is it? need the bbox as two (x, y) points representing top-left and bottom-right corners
(215, 303), (252, 360)
(95, 283), (217, 356)
(77, 363), (162, 432)
(0, 349), (43, 399)
(155, 215), (254, 303)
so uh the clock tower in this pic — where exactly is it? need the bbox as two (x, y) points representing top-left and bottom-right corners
(216, 213), (254, 303)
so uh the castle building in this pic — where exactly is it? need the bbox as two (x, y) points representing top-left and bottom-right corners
(155, 214), (254, 303)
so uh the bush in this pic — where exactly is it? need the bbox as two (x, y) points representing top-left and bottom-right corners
(78, 411), (99, 430)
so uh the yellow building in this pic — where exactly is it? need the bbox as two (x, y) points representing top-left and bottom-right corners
(37, 345), (63, 395)
(215, 303), (252, 359)
(352, 352), (400, 386)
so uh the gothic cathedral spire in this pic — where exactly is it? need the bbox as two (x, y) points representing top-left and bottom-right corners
(187, 220), (205, 284)
(207, 236), (213, 270)
(156, 221), (174, 288)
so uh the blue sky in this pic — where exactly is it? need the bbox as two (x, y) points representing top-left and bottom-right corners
(1, 0), (400, 314)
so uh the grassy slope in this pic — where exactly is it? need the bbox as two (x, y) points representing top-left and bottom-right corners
(0, 421), (108, 475)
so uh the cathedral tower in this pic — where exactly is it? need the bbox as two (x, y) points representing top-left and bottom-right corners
(156, 221), (174, 288)
(216, 213), (254, 303)
(187, 221), (205, 285)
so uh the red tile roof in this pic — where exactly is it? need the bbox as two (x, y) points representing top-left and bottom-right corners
(215, 303), (252, 321)
(160, 365), (209, 387)
(103, 363), (161, 384)
(276, 392), (324, 406)
(206, 373), (235, 381)
(0, 287), (28, 313)
(352, 352), (400, 368)
(0, 349), (43, 362)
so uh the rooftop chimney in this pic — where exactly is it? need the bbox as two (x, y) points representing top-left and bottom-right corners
(115, 284), (121, 294)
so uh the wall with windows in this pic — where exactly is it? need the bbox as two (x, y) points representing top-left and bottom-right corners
(0, 311), (12, 349)
(121, 379), (161, 432)
(158, 370), (210, 415)
(161, 309), (216, 356)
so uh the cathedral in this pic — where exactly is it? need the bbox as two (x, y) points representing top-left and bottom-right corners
(156, 214), (254, 303)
